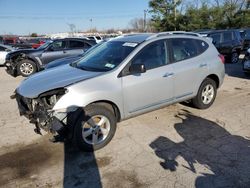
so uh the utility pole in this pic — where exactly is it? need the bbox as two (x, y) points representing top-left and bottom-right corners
(144, 9), (148, 32)
(89, 18), (93, 33)
(173, 0), (178, 31)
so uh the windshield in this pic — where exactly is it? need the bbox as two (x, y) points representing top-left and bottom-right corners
(37, 41), (52, 50)
(75, 41), (137, 72)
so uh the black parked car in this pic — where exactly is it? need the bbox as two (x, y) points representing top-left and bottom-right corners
(5, 38), (96, 77)
(207, 30), (243, 63)
(239, 28), (250, 52)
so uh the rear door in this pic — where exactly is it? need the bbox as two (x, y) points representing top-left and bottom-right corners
(40, 40), (67, 64)
(66, 40), (90, 56)
(170, 38), (209, 100)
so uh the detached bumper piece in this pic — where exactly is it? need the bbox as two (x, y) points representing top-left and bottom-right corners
(5, 60), (17, 77)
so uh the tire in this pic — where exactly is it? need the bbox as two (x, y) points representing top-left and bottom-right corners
(244, 72), (250, 76)
(231, 52), (239, 64)
(73, 104), (117, 152)
(192, 78), (217, 109)
(17, 59), (37, 77)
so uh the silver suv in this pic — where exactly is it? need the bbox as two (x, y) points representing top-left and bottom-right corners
(13, 33), (225, 151)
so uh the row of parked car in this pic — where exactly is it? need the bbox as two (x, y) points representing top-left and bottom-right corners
(196, 29), (250, 64)
(1, 29), (250, 78)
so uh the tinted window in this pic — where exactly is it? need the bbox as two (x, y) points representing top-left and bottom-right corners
(209, 33), (221, 44)
(85, 43), (91, 48)
(223, 32), (233, 42)
(69, 40), (85, 48)
(195, 39), (209, 54)
(50, 41), (66, 50)
(132, 40), (168, 70)
(76, 41), (135, 72)
(171, 38), (198, 62)
(96, 36), (101, 40)
(0, 46), (5, 51)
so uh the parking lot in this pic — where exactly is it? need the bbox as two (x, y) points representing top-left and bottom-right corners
(0, 63), (250, 188)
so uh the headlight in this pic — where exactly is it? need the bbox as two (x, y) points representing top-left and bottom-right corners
(5, 62), (11, 66)
(38, 88), (68, 109)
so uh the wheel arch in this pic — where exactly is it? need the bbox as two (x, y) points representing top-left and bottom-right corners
(87, 100), (121, 122)
(206, 74), (220, 88)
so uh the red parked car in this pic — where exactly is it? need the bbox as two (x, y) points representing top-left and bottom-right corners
(32, 40), (45, 49)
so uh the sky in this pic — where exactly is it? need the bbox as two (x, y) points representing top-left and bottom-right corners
(0, 0), (150, 35)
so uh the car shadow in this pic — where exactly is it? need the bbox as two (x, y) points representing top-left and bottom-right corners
(150, 111), (250, 188)
(63, 143), (102, 188)
(225, 63), (249, 79)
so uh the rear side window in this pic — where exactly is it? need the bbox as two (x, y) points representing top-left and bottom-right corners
(132, 40), (168, 70)
(171, 38), (198, 62)
(195, 39), (209, 54)
(50, 41), (66, 50)
(223, 32), (233, 42)
(69, 40), (85, 48)
(209, 33), (221, 44)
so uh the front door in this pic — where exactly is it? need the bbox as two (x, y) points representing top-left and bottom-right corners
(41, 40), (67, 64)
(122, 40), (174, 117)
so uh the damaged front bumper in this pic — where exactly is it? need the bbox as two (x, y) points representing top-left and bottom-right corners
(4, 60), (17, 77)
(13, 92), (69, 135)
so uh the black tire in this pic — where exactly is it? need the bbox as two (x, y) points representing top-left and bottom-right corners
(231, 52), (239, 64)
(244, 72), (250, 77)
(192, 78), (217, 109)
(17, 59), (37, 77)
(73, 104), (117, 152)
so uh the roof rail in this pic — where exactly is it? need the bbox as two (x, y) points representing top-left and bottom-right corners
(146, 31), (202, 40)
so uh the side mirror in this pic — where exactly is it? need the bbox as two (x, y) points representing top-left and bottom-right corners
(212, 40), (216, 45)
(129, 63), (146, 74)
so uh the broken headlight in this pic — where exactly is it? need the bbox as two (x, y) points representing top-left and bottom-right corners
(38, 88), (67, 109)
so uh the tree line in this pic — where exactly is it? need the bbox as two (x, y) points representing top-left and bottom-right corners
(131, 0), (249, 32)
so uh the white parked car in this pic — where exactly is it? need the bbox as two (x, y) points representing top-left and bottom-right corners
(0, 44), (14, 66)
(87, 36), (103, 43)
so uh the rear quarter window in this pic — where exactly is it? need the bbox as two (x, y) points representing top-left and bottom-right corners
(195, 39), (209, 54)
(171, 38), (199, 62)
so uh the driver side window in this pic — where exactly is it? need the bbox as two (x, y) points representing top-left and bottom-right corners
(131, 40), (168, 70)
(49, 41), (66, 51)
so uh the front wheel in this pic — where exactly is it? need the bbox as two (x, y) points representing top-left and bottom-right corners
(192, 78), (217, 109)
(73, 104), (117, 151)
(17, 59), (37, 77)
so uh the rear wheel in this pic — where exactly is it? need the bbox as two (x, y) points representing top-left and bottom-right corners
(73, 104), (117, 151)
(231, 52), (239, 64)
(17, 59), (37, 77)
(192, 78), (217, 109)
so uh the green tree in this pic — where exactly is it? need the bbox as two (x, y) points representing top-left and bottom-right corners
(149, 0), (182, 31)
(30, 33), (38, 37)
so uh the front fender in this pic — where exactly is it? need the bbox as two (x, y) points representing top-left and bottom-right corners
(52, 88), (124, 117)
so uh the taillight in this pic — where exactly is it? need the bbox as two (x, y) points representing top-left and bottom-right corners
(218, 54), (225, 64)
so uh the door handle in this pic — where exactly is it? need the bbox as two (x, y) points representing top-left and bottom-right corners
(163, 72), (174, 77)
(199, 63), (207, 68)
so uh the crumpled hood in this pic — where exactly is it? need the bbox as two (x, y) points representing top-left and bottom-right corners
(17, 64), (103, 98)
(9, 48), (39, 56)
